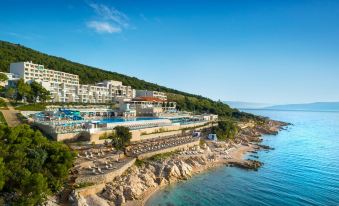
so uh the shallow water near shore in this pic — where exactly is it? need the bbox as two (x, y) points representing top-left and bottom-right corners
(146, 110), (339, 206)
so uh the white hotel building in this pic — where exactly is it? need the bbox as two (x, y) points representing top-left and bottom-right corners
(9, 62), (134, 103)
(135, 90), (167, 101)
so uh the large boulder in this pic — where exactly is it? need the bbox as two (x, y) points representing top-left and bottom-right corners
(115, 193), (125, 206)
(70, 191), (88, 206)
(164, 162), (181, 181)
(139, 171), (157, 188)
(177, 161), (192, 179)
(123, 175), (147, 200)
(193, 156), (207, 165)
(123, 185), (144, 200)
(156, 177), (168, 186)
(185, 158), (200, 167)
(101, 185), (117, 202)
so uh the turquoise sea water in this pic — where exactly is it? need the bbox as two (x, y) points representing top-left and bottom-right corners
(146, 110), (339, 206)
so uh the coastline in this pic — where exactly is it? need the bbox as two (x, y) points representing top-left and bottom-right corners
(139, 144), (254, 206)
(71, 120), (288, 206)
(140, 144), (254, 206)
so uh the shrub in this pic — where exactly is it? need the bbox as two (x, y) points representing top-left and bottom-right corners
(211, 120), (238, 140)
(110, 126), (132, 150)
(0, 124), (75, 205)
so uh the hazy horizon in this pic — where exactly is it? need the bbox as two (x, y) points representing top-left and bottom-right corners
(1, 0), (338, 103)
(225, 100), (339, 105)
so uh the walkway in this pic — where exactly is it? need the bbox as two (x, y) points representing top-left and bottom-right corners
(0, 98), (21, 127)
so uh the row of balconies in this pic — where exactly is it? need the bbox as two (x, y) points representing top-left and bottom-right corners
(24, 66), (79, 79)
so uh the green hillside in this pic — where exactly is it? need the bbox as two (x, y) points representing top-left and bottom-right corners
(0, 40), (259, 121)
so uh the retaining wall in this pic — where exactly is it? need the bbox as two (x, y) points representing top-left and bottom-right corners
(75, 158), (136, 185)
(137, 139), (200, 160)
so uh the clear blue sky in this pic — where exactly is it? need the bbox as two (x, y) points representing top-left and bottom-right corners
(1, 0), (338, 104)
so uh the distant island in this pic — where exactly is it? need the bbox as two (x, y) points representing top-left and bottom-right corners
(224, 101), (273, 109)
(225, 101), (339, 112)
(263, 102), (339, 112)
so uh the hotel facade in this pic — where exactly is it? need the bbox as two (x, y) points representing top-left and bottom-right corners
(135, 90), (167, 101)
(9, 62), (134, 103)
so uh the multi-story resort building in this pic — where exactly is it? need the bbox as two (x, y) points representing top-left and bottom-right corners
(0, 71), (20, 87)
(9, 62), (134, 103)
(126, 96), (176, 117)
(135, 90), (167, 101)
(5, 61), (218, 142)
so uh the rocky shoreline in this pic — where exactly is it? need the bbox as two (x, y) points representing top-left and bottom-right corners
(69, 120), (288, 206)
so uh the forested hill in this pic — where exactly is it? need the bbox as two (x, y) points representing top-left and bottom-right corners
(0, 40), (259, 120)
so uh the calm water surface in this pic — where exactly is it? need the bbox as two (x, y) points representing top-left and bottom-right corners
(146, 110), (339, 206)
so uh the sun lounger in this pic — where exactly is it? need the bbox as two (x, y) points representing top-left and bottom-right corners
(92, 169), (99, 175)
(98, 168), (104, 174)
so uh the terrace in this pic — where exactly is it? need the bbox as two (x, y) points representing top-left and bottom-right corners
(69, 144), (136, 185)
(74, 147), (127, 176)
(126, 134), (199, 157)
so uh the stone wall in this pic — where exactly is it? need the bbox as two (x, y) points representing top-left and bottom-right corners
(76, 183), (106, 197)
(33, 122), (57, 139)
(137, 139), (200, 160)
(131, 121), (211, 142)
(35, 120), (213, 142)
(140, 130), (183, 141)
(76, 153), (124, 168)
(57, 131), (90, 142)
(75, 158), (136, 185)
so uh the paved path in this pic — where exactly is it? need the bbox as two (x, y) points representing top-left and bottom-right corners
(0, 98), (21, 127)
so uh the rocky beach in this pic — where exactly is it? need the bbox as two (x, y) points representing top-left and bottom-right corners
(70, 120), (288, 206)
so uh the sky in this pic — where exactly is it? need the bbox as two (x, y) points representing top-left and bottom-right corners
(0, 0), (338, 104)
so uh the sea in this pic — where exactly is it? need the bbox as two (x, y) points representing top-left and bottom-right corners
(146, 110), (339, 206)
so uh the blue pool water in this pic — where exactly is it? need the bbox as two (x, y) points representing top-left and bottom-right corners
(146, 110), (339, 206)
(98, 117), (161, 124)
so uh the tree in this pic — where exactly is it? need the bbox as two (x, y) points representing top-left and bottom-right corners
(16, 79), (31, 102)
(111, 126), (132, 150)
(5, 87), (16, 99)
(30, 81), (50, 102)
(0, 158), (5, 190)
(0, 124), (75, 205)
(0, 73), (8, 82)
(212, 120), (239, 140)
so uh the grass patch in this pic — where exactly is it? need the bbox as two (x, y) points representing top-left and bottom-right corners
(135, 159), (146, 167)
(148, 151), (179, 161)
(0, 111), (7, 125)
(16, 103), (46, 111)
(0, 99), (7, 109)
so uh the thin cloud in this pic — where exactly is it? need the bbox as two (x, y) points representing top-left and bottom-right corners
(86, 3), (130, 34)
(86, 21), (121, 33)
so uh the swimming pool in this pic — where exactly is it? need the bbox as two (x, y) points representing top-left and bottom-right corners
(98, 117), (162, 124)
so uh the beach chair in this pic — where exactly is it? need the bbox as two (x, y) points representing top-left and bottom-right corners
(92, 169), (98, 175)
(85, 155), (90, 160)
(98, 168), (104, 174)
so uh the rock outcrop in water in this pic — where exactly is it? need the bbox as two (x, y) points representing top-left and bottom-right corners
(100, 157), (198, 205)
(229, 160), (263, 171)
